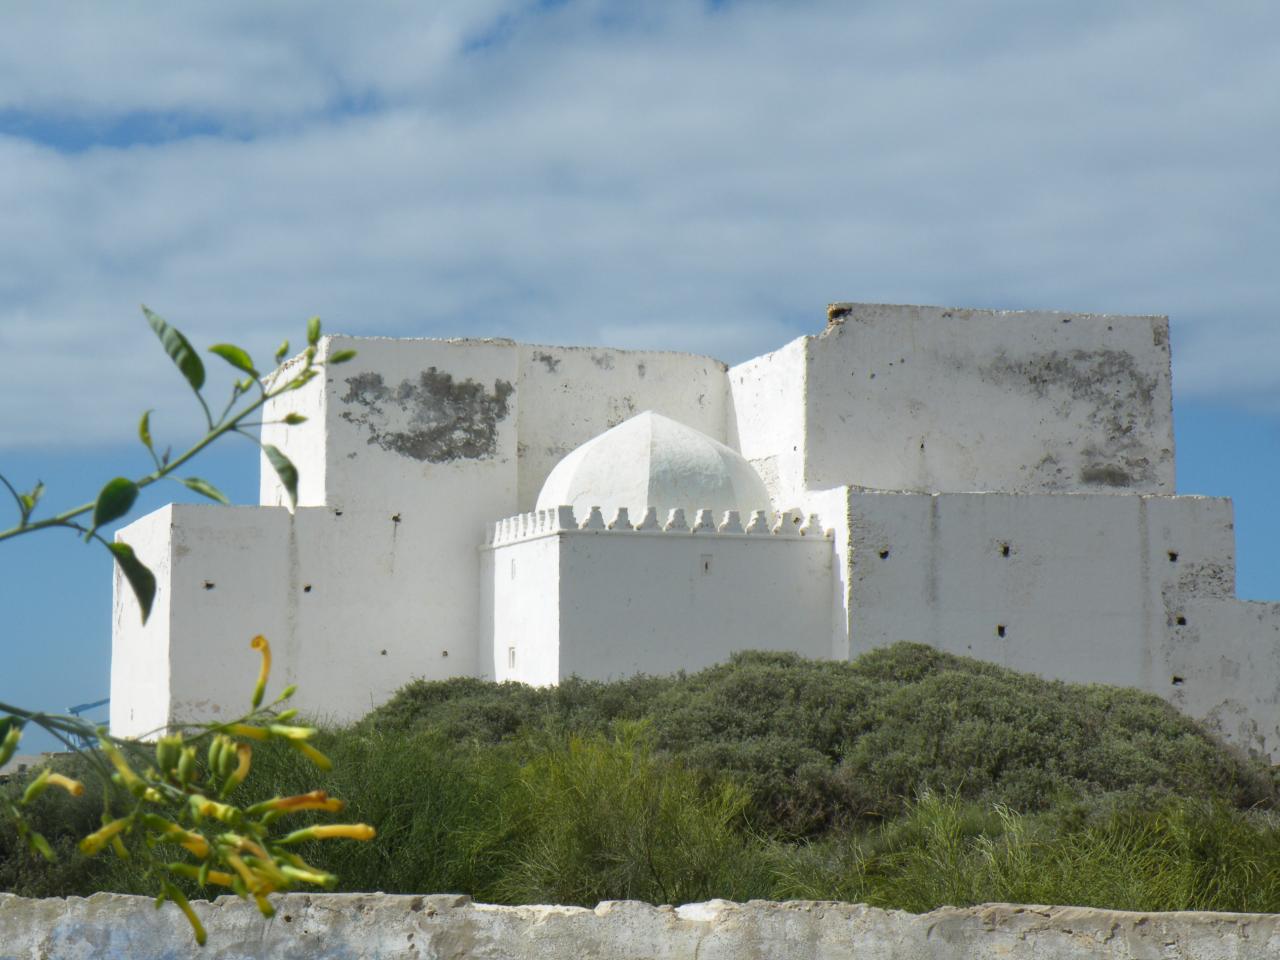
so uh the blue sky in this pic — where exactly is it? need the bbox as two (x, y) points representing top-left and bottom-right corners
(2, 1), (1278, 750)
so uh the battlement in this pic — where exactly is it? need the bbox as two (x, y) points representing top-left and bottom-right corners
(485, 506), (831, 547)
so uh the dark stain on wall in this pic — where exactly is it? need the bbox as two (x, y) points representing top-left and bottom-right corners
(533, 352), (561, 373)
(340, 369), (514, 462)
(982, 349), (1162, 489)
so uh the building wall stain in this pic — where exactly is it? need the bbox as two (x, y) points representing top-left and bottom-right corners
(981, 349), (1162, 489)
(340, 369), (514, 462)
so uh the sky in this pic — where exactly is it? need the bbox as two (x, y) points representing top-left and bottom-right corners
(2, 1), (1278, 751)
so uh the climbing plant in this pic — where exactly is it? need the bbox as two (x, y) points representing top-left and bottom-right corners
(0, 309), (372, 945)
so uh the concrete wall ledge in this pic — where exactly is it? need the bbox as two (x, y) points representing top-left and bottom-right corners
(4, 893), (1280, 959)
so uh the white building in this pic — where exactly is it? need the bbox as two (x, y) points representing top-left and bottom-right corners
(111, 303), (1280, 758)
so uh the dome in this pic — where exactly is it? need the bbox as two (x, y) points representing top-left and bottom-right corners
(535, 411), (772, 523)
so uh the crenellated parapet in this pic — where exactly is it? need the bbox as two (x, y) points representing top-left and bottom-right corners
(485, 506), (831, 547)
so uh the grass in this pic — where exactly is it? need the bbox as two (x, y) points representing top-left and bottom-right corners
(4, 643), (1279, 912)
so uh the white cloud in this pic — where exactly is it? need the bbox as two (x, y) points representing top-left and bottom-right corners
(2, 0), (1279, 446)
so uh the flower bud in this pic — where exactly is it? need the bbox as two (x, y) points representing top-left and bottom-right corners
(155, 735), (182, 775)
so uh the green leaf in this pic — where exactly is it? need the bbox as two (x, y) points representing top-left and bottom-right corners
(263, 444), (298, 508)
(138, 410), (153, 451)
(282, 412), (307, 425)
(108, 541), (157, 623)
(143, 306), (205, 392)
(289, 369), (318, 391)
(328, 349), (357, 364)
(208, 343), (258, 377)
(92, 477), (139, 532)
(306, 317), (321, 347)
(274, 340), (290, 364)
(18, 481), (43, 518)
(182, 477), (230, 505)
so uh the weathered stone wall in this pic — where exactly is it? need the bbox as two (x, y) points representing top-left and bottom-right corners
(3, 894), (1279, 959)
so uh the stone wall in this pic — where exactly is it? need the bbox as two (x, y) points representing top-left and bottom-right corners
(3, 893), (1279, 959)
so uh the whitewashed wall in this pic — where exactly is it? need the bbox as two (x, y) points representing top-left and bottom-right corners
(486, 508), (834, 684)
(515, 344), (729, 511)
(113, 505), (484, 736)
(6, 893), (1280, 960)
(726, 336), (808, 512)
(481, 531), (562, 685)
(728, 304), (1176, 501)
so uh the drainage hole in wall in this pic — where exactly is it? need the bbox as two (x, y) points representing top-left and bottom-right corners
(878, 549), (890, 560)
(1176, 615), (1187, 626)
(1167, 550), (1179, 562)
(334, 509), (343, 517)
(391, 513), (402, 523)
(380, 649), (387, 656)
(1001, 543), (1011, 557)
(996, 624), (1006, 638)
(203, 581), (215, 591)
(303, 584), (312, 593)
(441, 650), (448, 657)
(1171, 676), (1185, 686)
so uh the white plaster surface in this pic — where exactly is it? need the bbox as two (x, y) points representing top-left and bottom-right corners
(4, 893), (1280, 960)
(535, 411), (772, 525)
(516, 343), (729, 511)
(744, 304), (1175, 497)
(727, 335), (809, 512)
(486, 511), (832, 684)
(112, 504), (489, 737)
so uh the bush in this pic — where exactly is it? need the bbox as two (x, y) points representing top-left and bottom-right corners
(365, 644), (1277, 833)
(8, 644), (1278, 913)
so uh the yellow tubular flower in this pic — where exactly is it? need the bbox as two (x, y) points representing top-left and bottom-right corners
(225, 852), (262, 892)
(254, 893), (277, 918)
(80, 818), (130, 856)
(281, 823), (376, 844)
(98, 739), (144, 793)
(0, 724), (21, 768)
(227, 724), (269, 742)
(164, 884), (207, 948)
(268, 724), (317, 741)
(20, 769), (51, 805)
(287, 740), (332, 770)
(250, 635), (271, 709)
(280, 864), (338, 889)
(220, 743), (252, 797)
(189, 795), (239, 824)
(169, 862), (238, 888)
(47, 772), (85, 796)
(249, 790), (344, 816)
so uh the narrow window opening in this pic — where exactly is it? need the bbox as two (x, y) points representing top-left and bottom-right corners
(996, 624), (1007, 638)
(878, 549), (890, 560)
(1176, 615), (1187, 626)
(701, 554), (713, 574)
(508, 647), (517, 670)
(203, 580), (215, 591)
(1167, 550), (1179, 562)
(1001, 543), (1011, 558)
(1171, 675), (1185, 686)
(380, 649), (387, 656)
(441, 650), (449, 658)
(303, 584), (312, 593)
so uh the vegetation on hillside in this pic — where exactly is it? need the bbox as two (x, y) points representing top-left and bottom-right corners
(5, 644), (1279, 914)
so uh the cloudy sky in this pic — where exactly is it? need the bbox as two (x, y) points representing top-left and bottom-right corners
(2, 1), (1278, 745)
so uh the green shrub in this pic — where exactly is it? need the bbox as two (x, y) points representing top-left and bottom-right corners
(365, 644), (1277, 833)
(8, 645), (1278, 913)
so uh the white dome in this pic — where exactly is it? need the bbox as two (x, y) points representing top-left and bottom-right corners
(535, 411), (772, 523)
